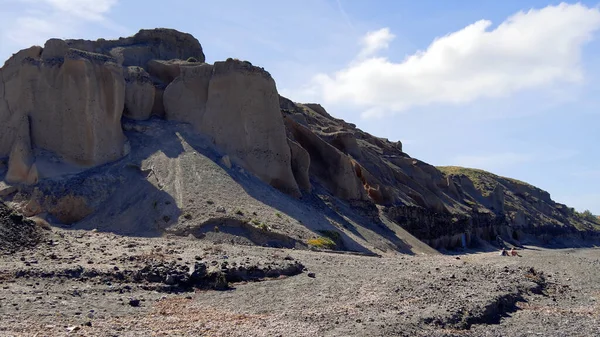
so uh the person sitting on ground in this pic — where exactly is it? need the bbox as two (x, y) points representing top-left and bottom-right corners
(499, 248), (508, 256)
(510, 248), (520, 257)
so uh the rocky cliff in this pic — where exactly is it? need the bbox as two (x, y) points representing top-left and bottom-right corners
(0, 29), (597, 252)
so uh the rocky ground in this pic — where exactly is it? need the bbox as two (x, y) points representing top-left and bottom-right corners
(1, 222), (598, 337)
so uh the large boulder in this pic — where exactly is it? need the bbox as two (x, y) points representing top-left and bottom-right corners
(124, 66), (155, 120)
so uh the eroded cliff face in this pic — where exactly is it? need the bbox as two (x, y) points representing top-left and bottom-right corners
(0, 28), (596, 250)
(0, 30), (300, 197)
(1, 44), (127, 169)
(278, 97), (599, 248)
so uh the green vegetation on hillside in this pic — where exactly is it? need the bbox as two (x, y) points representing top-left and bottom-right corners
(437, 166), (534, 196)
(578, 210), (600, 225)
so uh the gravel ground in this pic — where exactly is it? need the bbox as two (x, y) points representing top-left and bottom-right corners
(1, 226), (598, 337)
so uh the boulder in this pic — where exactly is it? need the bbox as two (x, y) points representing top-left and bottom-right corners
(41, 39), (69, 60)
(199, 59), (300, 196)
(163, 63), (213, 125)
(124, 66), (155, 120)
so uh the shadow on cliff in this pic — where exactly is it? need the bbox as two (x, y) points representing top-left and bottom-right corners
(168, 126), (383, 254)
(26, 118), (188, 237)
(174, 127), (419, 255)
(44, 119), (376, 254)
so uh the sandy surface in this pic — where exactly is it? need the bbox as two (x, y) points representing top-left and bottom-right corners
(1, 227), (598, 337)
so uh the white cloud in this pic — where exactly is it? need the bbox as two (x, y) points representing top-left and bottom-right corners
(2, 0), (120, 55)
(300, 3), (600, 118)
(358, 27), (394, 59)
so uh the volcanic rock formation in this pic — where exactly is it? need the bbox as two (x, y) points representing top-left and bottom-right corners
(1, 28), (597, 251)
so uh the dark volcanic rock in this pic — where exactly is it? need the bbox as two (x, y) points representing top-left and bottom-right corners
(0, 201), (43, 254)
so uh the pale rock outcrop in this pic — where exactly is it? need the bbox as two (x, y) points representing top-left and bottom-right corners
(124, 66), (155, 120)
(148, 59), (188, 84)
(1, 43), (127, 167)
(0, 46), (42, 158)
(163, 63), (213, 125)
(197, 59), (300, 196)
(287, 139), (311, 192)
(6, 138), (34, 184)
(29, 50), (126, 165)
(41, 39), (69, 60)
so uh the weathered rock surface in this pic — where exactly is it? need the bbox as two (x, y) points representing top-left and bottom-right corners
(287, 139), (311, 193)
(124, 66), (155, 120)
(66, 28), (205, 69)
(1, 46), (127, 167)
(196, 59), (300, 196)
(280, 98), (599, 248)
(1, 28), (597, 251)
(284, 116), (366, 201)
(0, 201), (44, 254)
(163, 63), (212, 125)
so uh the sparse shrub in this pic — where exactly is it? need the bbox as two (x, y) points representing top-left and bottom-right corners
(307, 236), (336, 250)
(251, 219), (261, 226)
(214, 226), (220, 233)
(162, 215), (170, 223)
(579, 210), (600, 224)
(213, 272), (229, 290)
(318, 230), (341, 242)
(258, 223), (269, 231)
(275, 212), (282, 218)
(186, 57), (199, 63)
(183, 213), (193, 220)
(206, 200), (214, 205)
(235, 209), (244, 216)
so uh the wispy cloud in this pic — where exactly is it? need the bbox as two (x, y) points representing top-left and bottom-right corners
(295, 3), (600, 118)
(335, 0), (354, 30)
(2, 0), (122, 55)
(357, 27), (394, 59)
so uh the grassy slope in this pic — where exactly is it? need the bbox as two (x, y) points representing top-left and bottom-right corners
(437, 166), (600, 232)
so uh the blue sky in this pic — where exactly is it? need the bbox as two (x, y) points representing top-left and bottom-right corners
(1, 0), (598, 214)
